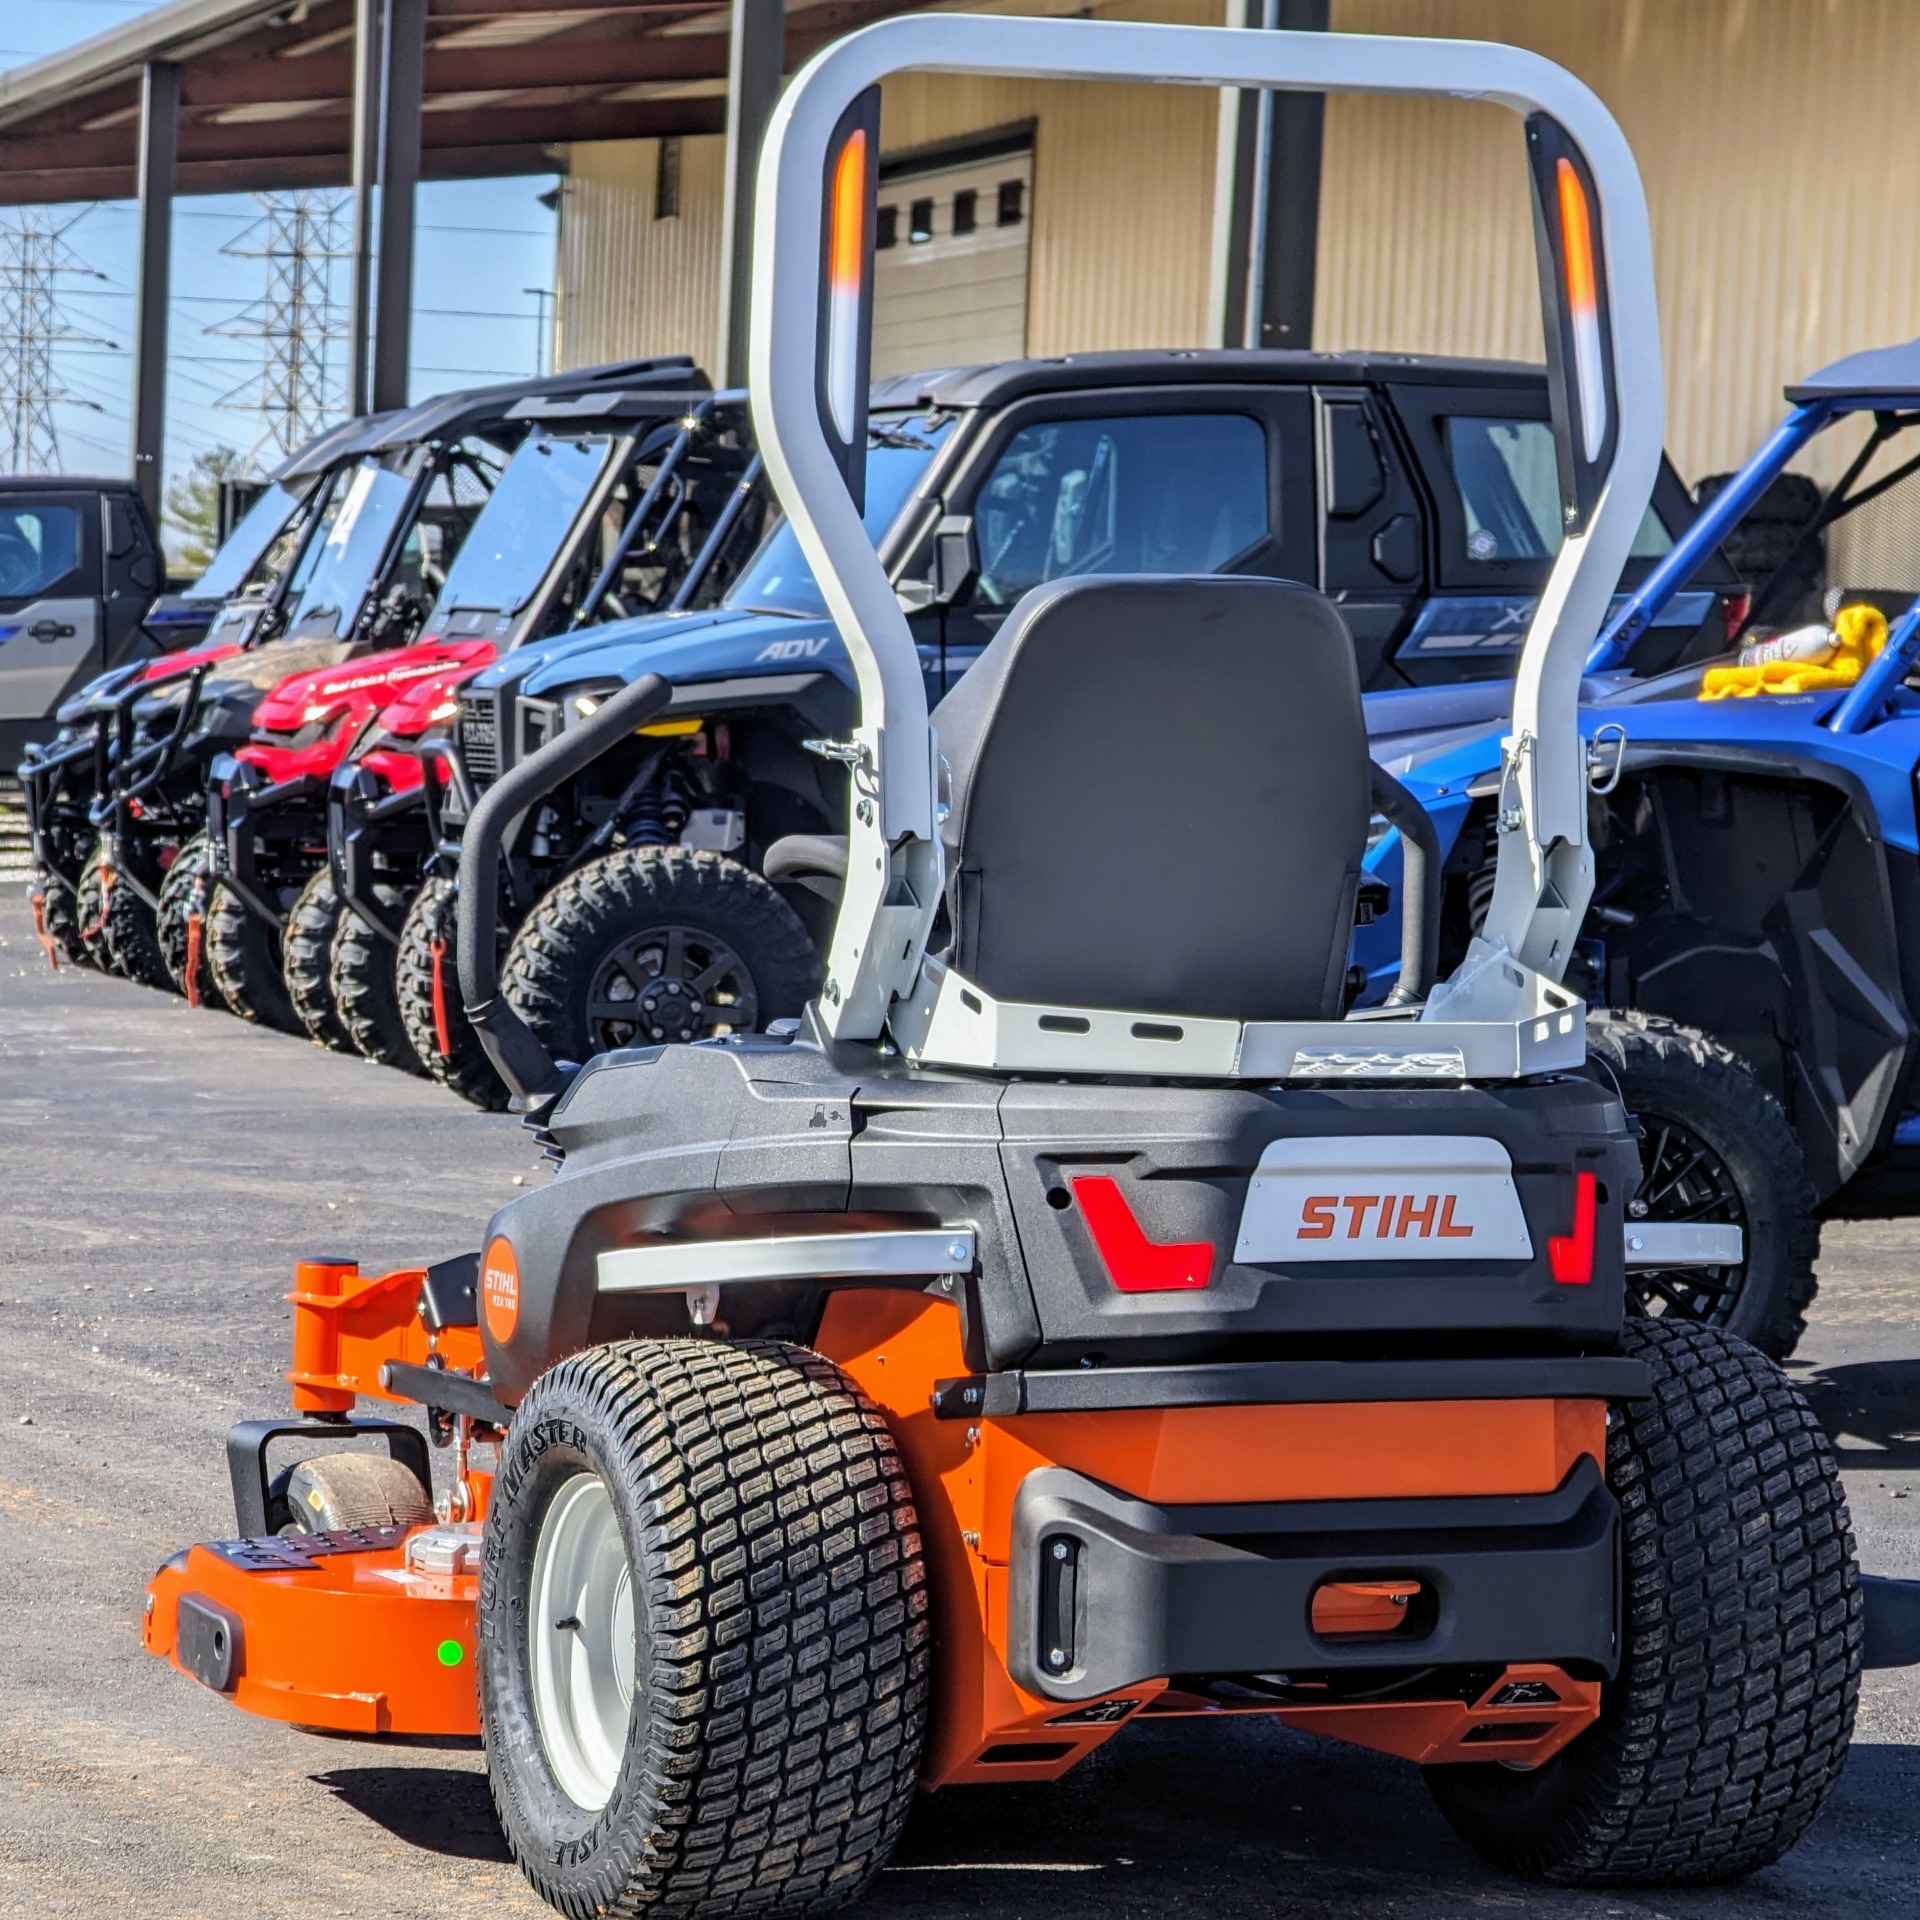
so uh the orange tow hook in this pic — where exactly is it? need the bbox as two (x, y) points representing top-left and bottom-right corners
(29, 890), (59, 970)
(429, 933), (453, 1057)
(184, 899), (206, 1010)
(79, 859), (113, 943)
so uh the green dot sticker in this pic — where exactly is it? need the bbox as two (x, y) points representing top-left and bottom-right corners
(436, 1639), (465, 1669)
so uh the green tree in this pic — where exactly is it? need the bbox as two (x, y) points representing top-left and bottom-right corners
(163, 446), (250, 572)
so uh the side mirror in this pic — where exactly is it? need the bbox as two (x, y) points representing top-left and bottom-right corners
(932, 514), (978, 606)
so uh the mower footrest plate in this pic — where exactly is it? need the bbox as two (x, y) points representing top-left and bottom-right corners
(144, 1527), (478, 1736)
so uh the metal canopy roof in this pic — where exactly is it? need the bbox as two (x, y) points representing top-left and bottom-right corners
(1785, 338), (1920, 407)
(0, 0), (908, 207)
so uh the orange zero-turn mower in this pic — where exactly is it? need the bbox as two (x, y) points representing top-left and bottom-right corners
(145, 15), (1920, 1914)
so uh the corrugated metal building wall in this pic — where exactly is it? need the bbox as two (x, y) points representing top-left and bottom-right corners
(555, 0), (1920, 510)
(1321, 0), (1920, 497)
(553, 0), (1227, 378)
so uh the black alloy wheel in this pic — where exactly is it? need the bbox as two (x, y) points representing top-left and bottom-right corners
(584, 922), (758, 1051)
(1624, 1111), (1750, 1325)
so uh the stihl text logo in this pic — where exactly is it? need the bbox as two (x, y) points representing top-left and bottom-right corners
(1298, 1194), (1475, 1241)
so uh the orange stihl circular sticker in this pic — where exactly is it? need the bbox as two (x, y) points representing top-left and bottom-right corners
(482, 1237), (521, 1344)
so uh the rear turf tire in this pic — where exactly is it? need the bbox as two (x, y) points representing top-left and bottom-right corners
(480, 1338), (929, 1916)
(156, 834), (227, 1009)
(502, 846), (818, 1065)
(284, 866), (355, 1050)
(397, 874), (509, 1109)
(205, 880), (302, 1034)
(1425, 1318), (1862, 1884)
(1590, 1009), (1819, 1358)
(332, 885), (425, 1074)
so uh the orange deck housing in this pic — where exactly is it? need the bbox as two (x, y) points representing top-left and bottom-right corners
(147, 1264), (1607, 1779)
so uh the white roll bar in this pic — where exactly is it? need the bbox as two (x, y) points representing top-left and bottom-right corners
(749, 15), (1664, 1044)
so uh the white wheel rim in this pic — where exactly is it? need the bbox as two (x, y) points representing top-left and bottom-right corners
(528, 1471), (637, 1811)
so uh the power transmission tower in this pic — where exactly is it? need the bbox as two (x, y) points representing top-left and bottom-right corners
(211, 191), (350, 467)
(0, 211), (116, 474)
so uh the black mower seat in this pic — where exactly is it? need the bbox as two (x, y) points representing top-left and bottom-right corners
(929, 574), (1369, 1021)
(765, 575), (1377, 1023)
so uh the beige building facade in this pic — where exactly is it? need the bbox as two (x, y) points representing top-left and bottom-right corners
(553, 0), (1920, 498)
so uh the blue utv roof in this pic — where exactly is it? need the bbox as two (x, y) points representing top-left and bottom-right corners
(1785, 338), (1920, 407)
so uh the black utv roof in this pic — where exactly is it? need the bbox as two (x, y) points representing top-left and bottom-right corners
(0, 475), (143, 495)
(271, 407), (406, 483)
(869, 348), (1549, 413)
(361, 356), (711, 455)
(1785, 339), (1920, 407)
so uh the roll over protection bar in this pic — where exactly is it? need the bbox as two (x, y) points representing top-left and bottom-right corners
(455, 672), (673, 1105)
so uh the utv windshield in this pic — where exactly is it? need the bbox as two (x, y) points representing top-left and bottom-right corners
(426, 432), (613, 628)
(727, 419), (953, 618)
(282, 453), (421, 637)
(183, 482), (303, 602)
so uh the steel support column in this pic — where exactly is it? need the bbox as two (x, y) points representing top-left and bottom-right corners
(372, 0), (425, 413)
(348, 0), (384, 415)
(718, 0), (786, 387)
(1216, 0), (1327, 350)
(130, 60), (179, 520)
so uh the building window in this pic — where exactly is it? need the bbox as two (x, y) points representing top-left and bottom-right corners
(997, 178), (1024, 228)
(654, 136), (681, 221)
(875, 204), (899, 250)
(909, 197), (935, 244)
(952, 188), (978, 236)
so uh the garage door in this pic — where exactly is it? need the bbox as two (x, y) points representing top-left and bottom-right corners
(872, 145), (1034, 379)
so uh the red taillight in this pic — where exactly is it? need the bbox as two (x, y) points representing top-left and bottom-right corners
(1722, 591), (1752, 646)
(1069, 1175), (1214, 1293)
(1549, 1171), (1597, 1285)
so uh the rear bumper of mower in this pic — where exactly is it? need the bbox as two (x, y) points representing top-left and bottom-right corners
(1006, 1454), (1619, 1702)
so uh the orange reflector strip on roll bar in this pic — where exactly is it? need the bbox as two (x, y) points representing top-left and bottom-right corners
(1556, 157), (1607, 461)
(824, 126), (868, 440)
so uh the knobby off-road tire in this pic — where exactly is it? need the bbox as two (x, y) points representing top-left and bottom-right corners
(332, 884), (425, 1074)
(397, 874), (508, 1109)
(284, 866), (355, 1051)
(34, 865), (88, 967)
(74, 844), (113, 970)
(480, 1338), (930, 1917)
(205, 880), (302, 1034)
(1590, 1008), (1820, 1358)
(503, 846), (818, 1066)
(155, 834), (227, 1010)
(100, 861), (171, 989)
(1427, 1318), (1862, 1885)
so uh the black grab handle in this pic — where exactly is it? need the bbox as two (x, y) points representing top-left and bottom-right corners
(1370, 761), (1443, 1009)
(456, 672), (674, 1105)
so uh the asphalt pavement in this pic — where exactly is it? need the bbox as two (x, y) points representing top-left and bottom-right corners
(1, 891), (1916, 1919)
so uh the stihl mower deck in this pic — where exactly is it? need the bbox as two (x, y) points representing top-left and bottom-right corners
(145, 15), (1920, 1912)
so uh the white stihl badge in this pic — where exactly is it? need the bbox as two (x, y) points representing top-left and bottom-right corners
(1235, 1136), (1534, 1264)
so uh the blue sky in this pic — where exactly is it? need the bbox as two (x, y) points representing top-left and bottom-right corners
(3, 0), (560, 522)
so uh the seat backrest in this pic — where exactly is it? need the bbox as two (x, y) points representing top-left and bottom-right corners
(930, 574), (1370, 1022)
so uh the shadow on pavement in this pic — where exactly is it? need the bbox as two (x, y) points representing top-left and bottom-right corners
(1792, 1359), (1920, 1467)
(302, 1717), (1920, 1915)
(1822, 1150), (1920, 1222)
(311, 1764), (513, 1861)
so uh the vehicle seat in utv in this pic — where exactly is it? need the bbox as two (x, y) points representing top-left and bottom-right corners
(766, 573), (1379, 1020)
